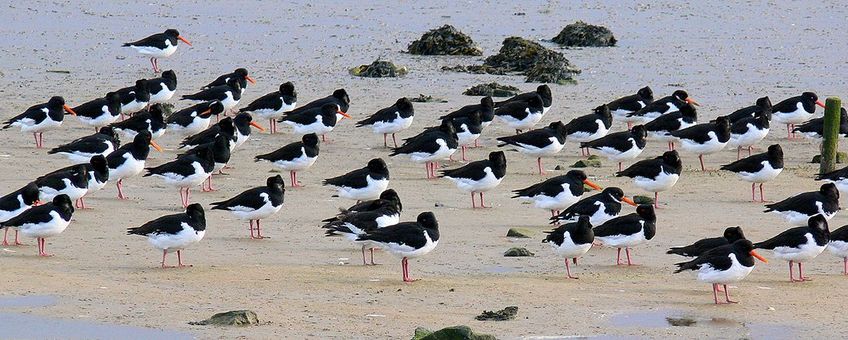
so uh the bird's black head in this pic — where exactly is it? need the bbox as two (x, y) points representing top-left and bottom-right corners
(488, 151), (507, 167)
(21, 182), (40, 206)
(439, 118), (457, 136)
(566, 170), (588, 183)
(536, 85), (552, 104)
(807, 214), (829, 237)
(661, 150), (682, 169)
(637, 86), (654, 101)
(840, 108), (848, 123)
(603, 187), (625, 201)
(575, 215), (592, 230)
(234, 68), (249, 78)
(333, 89), (350, 105)
(226, 77), (242, 91)
(416, 211), (438, 231)
(164, 29), (180, 37)
(266, 174), (285, 192)
(466, 110), (482, 126)
(105, 92), (121, 105)
(149, 104), (165, 121)
(380, 189), (402, 212)
(133, 130), (155, 154)
(212, 134), (229, 152)
(134, 79), (149, 92)
(320, 103), (340, 118)
(233, 113), (253, 128)
(89, 155), (108, 175)
(52, 194), (74, 214)
(302, 133), (320, 148)
(820, 182), (840, 200)
(218, 117), (235, 136)
(481, 96), (494, 109)
(98, 126), (114, 136)
(731, 239), (755, 254)
(528, 94), (544, 110)
(279, 82), (296, 97)
(766, 144), (783, 162)
(714, 116), (731, 132)
(724, 226), (746, 242)
(185, 203), (206, 230)
(47, 96), (66, 109)
(367, 158), (388, 173)
(635, 204), (656, 221)
(630, 124), (648, 139)
(802, 92), (819, 103)
(549, 121), (567, 137)
(396, 97), (414, 113)
(162, 70), (177, 81)
(594, 104), (612, 121)
(680, 103), (697, 119)
(756, 96), (772, 109)
(208, 101), (225, 116)
(672, 90), (689, 101)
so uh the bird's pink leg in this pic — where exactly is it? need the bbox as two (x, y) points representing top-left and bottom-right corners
(537, 157), (545, 175)
(370, 248), (377, 265)
(33, 133), (39, 148)
(116, 179), (127, 200)
(789, 260), (799, 282)
(255, 220), (265, 239)
(161, 250), (173, 268)
(471, 192), (476, 209)
(724, 284), (737, 303)
(699, 155), (706, 172)
(799, 262), (811, 281)
(565, 258), (578, 279)
(2, 229), (9, 246)
(751, 183), (757, 202)
(38, 238), (53, 257)
(14, 230), (21, 246)
(737, 147), (742, 160)
(759, 184), (767, 202)
(321, 134), (327, 142)
(627, 122), (633, 129)
(712, 284), (720, 304)
(748, 146), (753, 157)
(625, 247), (634, 265)
(479, 192), (490, 208)
(616, 248), (622, 265)
(618, 162), (623, 172)
(786, 124), (792, 139)
(461, 145), (467, 161)
(249, 220), (257, 239)
(843, 257), (847, 275)
(654, 192), (659, 208)
(176, 250), (191, 267)
(392, 133), (398, 148)
(361, 245), (368, 265)
(383, 134), (388, 148)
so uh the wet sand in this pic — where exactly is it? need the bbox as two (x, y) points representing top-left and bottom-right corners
(1, 0), (847, 338)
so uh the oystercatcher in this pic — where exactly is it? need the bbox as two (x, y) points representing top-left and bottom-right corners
(179, 135), (231, 191)
(494, 93), (544, 133)
(551, 187), (637, 227)
(145, 147), (214, 207)
(440, 96), (495, 130)
(409, 111), (481, 161)
(608, 86), (654, 128)
(181, 78), (242, 114)
(255, 133), (319, 188)
(109, 103), (166, 140)
(127, 203), (206, 268)
(34, 165), (88, 204)
(202, 68), (256, 94)
(644, 103), (697, 151)
(356, 97), (415, 148)
(626, 90), (699, 124)
(816, 163), (848, 194)
(211, 175), (285, 239)
(42, 155), (109, 209)
(581, 125), (648, 171)
(542, 215), (594, 279)
(73, 92), (122, 130)
(725, 96), (772, 123)
(239, 82), (296, 134)
(720, 144), (784, 202)
(322, 189), (402, 223)
(3, 96), (76, 148)
(826, 225), (848, 275)
(322, 196), (402, 265)
(146, 70), (178, 104)
(115, 79), (150, 118)
(755, 215), (829, 282)
(0, 183), (40, 246)
(772, 92), (826, 139)
(764, 183), (839, 226)
(356, 211), (439, 282)
(728, 110), (770, 159)
(512, 170), (602, 217)
(674, 239), (767, 304)
(668, 226), (747, 257)
(565, 104), (612, 156)
(107, 131), (162, 199)
(179, 116), (236, 150)
(495, 84), (552, 115)
(0, 194), (74, 257)
(166, 100), (223, 136)
(671, 116), (731, 171)
(792, 107), (848, 140)
(440, 151), (507, 209)
(390, 120), (458, 179)
(231, 113), (264, 149)
(616, 150), (682, 208)
(497, 121), (566, 175)
(285, 88), (350, 117)
(279, 103), (350, 141)
(123, 29), (191, 73)
(323, 158), (390, 201)
(593, 204), (656, 265)
(48, 127), (119, 164)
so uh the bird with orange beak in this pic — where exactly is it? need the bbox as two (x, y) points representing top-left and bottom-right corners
(202, 68), (256, 96)
(771, 92), (827, 139)
(2, 96), (76, 148)
(279, 103), (350, 142)
(675, 239), (767, 304)
(123, 29), (192, 73)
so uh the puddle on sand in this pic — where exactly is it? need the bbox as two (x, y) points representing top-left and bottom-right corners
(482, 265), (519, 274)
(0, 295), (57, 308)
(608, 309), (796, 339)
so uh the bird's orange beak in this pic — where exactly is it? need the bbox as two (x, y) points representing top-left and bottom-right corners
(337, 110), (351, 119)
(177, 35), (192, 46)
(199, 109), (212, 116)
(816, 100), (826, 109)
(685, 98), (700, 106)
(621, 196), (638, 207)
(750, 250), (768, 263)
(583, 179), (602, 191)
(250, 121), (266, 132)
(246, 75), (256, 84)
(63, 105), (77, 116)
(149, 140), (163, 152)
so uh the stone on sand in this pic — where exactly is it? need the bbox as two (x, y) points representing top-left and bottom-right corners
(407, 25), (483, 56)
(189, 310), (259, 326)
(552, 21), (617, 47)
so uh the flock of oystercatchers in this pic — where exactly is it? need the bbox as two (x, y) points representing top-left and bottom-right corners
(1, 28), (847, 304)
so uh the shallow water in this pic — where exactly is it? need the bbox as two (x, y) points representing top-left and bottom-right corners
(609, 309), (796, 339)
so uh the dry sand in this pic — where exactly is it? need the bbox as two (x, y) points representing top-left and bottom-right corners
(1, 0), (847, 339)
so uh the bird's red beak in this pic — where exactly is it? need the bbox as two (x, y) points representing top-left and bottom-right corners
(621, 196), (638, 207)
(750, 250), (768, 263)
(685, 98), (700, 106)
(149, 140), (163, 152)
(337, 110), (351, 119)
(583, 179), (602, 191)
(199, 109), (212, 116)
(816, 100), (826, 109)
(250, 121), (266, 132)
(246, 75), (256, 84)
(177, 35), (192, 46)
(63, 105), (77, 116)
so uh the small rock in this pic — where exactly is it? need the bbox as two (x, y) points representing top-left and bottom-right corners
(412, 327), (433, 340)
(444, 36), (580, 84)
(407, 25), (483, 56)
(434, 202), (444, 207)
(475, 306), (519, 321)
(767, 306), (776, 311)
(551, 21), (617, 47)
(418, 325), (497, 340)
(554, 165), (564, 170)
(633, 195), (654, 205)
(189, 310), (259, 326)
(571, 159), (602, 168)
(463, 82), (520, 97)
(350, 59), (407, 78)
(159, 103), (175, 116)
(504, 247), (534, 257)
(811, 152), (847, 164)
(506, 227), (532, 238)
(587, 155), (601, 160)
(410, 94), (448, 103)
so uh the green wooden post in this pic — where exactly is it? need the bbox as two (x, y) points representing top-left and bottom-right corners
(820, 97), (842, 173)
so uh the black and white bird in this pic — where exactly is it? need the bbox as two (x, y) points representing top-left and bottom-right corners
(440, 96), (495, 131)
(512, 170), (602, 217)
(0, 194), (74, 257)
(34, 165), (89, 205)
(146, 70), (178, 104)
(0, 183), (41, 246)
(495, 84), (553, 116)
(3, 96), (76, 148)
(616, 150), (682, 208)
(764, 183), (840, 226)
(107, 131), (162, 199)
(565, 104), (612, 156)
(42, 155), (109, 209)
(551, 187), (638, 227)
(255, 133), (319, 188)
(179, 116), (236, 150)
(721, 144), (784, 202)
(115, 79), (150, 118)
(644, 103), (698, 151)
(826, 225), (848, 275)
(356, 97), (415, 148)
(356, 211), (440, 282)
(322, 189), (402, 223)
(771, 92), (826, 139)
(48, 127), (119, 164)
(440, 151), (507, 209)
(181, 78), (242, 114)
(755, 215), (830, 282)
(127, 203), (206, 268)
(232, 113), (264, 149)
(668, 226), (747, 257)
(202, 68), (256, 94)
(408, 111), (482, 161)
(166, 100), (223, 136)
(542, 215), (594, 279)
(626, 90), (699, 125)
(144, 147), (215, 207)
(211, 175), (285, 240)
(123, 29), (191, 73)
(728, 110), (771, 159)
(593, 204), (657, 266)
(279, 103), (350, 141)
(581, 125), (648, 171)
(72, 92), (122, 130)
(671, 116), (731, 171)
(725, 96), (772, 123)
(608, 86), (654, 128)
(497, 121), (567, 175)
(494, 93), (544, 133)
(674, 239), (767, 304)
(816, 163), (848, 194)
(179, 135), (231, 192)
(285, 88), (350, 117)
(322, 195), (402, 265)
(239, 82), (296, 134)
(109, 104), (166, 140)
(390, 120), (458, 179)
(792, 107), (848, 141)
(323, 158), (390, 201)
